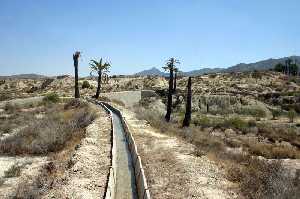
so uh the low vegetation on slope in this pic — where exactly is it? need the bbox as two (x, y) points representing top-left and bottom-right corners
(0, 96), (101, 198)
(0, 97), (97, 155)
(134, 100), (300, 199)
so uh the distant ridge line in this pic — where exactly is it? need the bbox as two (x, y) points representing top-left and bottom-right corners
(134, 55), (300, 76)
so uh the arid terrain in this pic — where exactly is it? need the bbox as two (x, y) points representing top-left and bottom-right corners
(0, 96), (111, 198)
(0, 70), (300, 198)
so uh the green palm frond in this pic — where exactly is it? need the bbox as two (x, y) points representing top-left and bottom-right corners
(89, 58), (111, 73)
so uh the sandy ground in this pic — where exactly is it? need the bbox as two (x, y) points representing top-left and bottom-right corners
(0, 156), (47, 198)
(116, 105), (239, 199)
(42, 105), (111, 199)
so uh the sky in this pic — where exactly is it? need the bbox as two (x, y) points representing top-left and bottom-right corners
(0, 0), (300, 76)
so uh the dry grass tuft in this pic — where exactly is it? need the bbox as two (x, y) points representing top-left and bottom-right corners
(4, 164), (22, 178)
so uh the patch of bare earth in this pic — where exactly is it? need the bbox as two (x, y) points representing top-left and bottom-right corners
(42, 105), (111, 199)
(118, 106), (238, 199)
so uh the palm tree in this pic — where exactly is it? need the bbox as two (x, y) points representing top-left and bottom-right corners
(90, 58), (111, 98)
(182, 77), (192, 127)
(73, 51), (81, 98)
(163, 58), (180, 122)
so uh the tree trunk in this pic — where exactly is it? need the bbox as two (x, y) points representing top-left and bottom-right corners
(95, 70), (102, 98)
(173, 71), (177, 93)
(73, 56), (80, 98)
(165, 68), (174, 122)
(183, 77), (192, 127)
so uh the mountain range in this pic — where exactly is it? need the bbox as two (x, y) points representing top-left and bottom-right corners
(0, 73), (47, 80)
(135, 56), (300, 76)
(1, 56), (300, 79)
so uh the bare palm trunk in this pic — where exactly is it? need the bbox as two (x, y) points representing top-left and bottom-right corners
(165, 69), (174, 122)
(173, 71), (177, 93)
(183, 77), (192, 127)
(95, 70), (102, 98)
(73, 53), (80, 98)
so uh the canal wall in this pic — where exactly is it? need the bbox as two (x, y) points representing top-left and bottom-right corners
(101, 102), (151, 199)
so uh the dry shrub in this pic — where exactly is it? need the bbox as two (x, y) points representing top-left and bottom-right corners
(4, 103), (19, 113)
(12, 170), (47, 199)
(111, 99), (125, 107)
(239, 159), (298, 199)
(257, 124), (300, 149)
(226, 164), (243, 182)
(218, 151), (300, 199)
(0, 103), (97, 155)
(98, 96), (111, 102)
(4, 163), (22, 178)
(64, 98), (87, 110)
(248, 142), (299, 159)
(134, 106), (165, 130)
(0, 93), (10, 101)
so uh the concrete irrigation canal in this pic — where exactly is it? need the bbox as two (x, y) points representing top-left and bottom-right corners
(111, 111), (138, 199)
(91, 100), (150, 199)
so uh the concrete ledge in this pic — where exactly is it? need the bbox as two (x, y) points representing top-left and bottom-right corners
(100, 102), (151, 199)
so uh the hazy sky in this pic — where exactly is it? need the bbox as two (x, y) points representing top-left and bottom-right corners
(0, 0), (300, 76)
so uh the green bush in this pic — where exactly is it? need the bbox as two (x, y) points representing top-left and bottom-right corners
(223, 117), (249, 132)
(43, 93), (60, 103)
(82, 80), (90, 89)
(248, 119), (256, 127)
(270, 108), (281, 120)
(236, 106), (267, 119)
(287, 109), (297, 123)
(193, 116), (211, 128)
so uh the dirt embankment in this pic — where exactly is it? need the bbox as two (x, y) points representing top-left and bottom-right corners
(42, 104), (111, 198)
(116, 105), (239, 199)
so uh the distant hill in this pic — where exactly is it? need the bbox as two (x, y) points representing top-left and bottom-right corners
(135, 67), (167, 76)
(183, 68), (223, 76)
(225, 56), (300, 72)
(135, 56), (300, 76)
(0, 74), (47, 80)
(134, 67), (223, 77)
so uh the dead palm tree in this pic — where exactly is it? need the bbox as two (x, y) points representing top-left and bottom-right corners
(163, 58), (180, 122)
(173, 67), (179, 93)
(73, 51), (81, 98)
(90, 58), (111, 98)
(182, 77), (192, 127)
